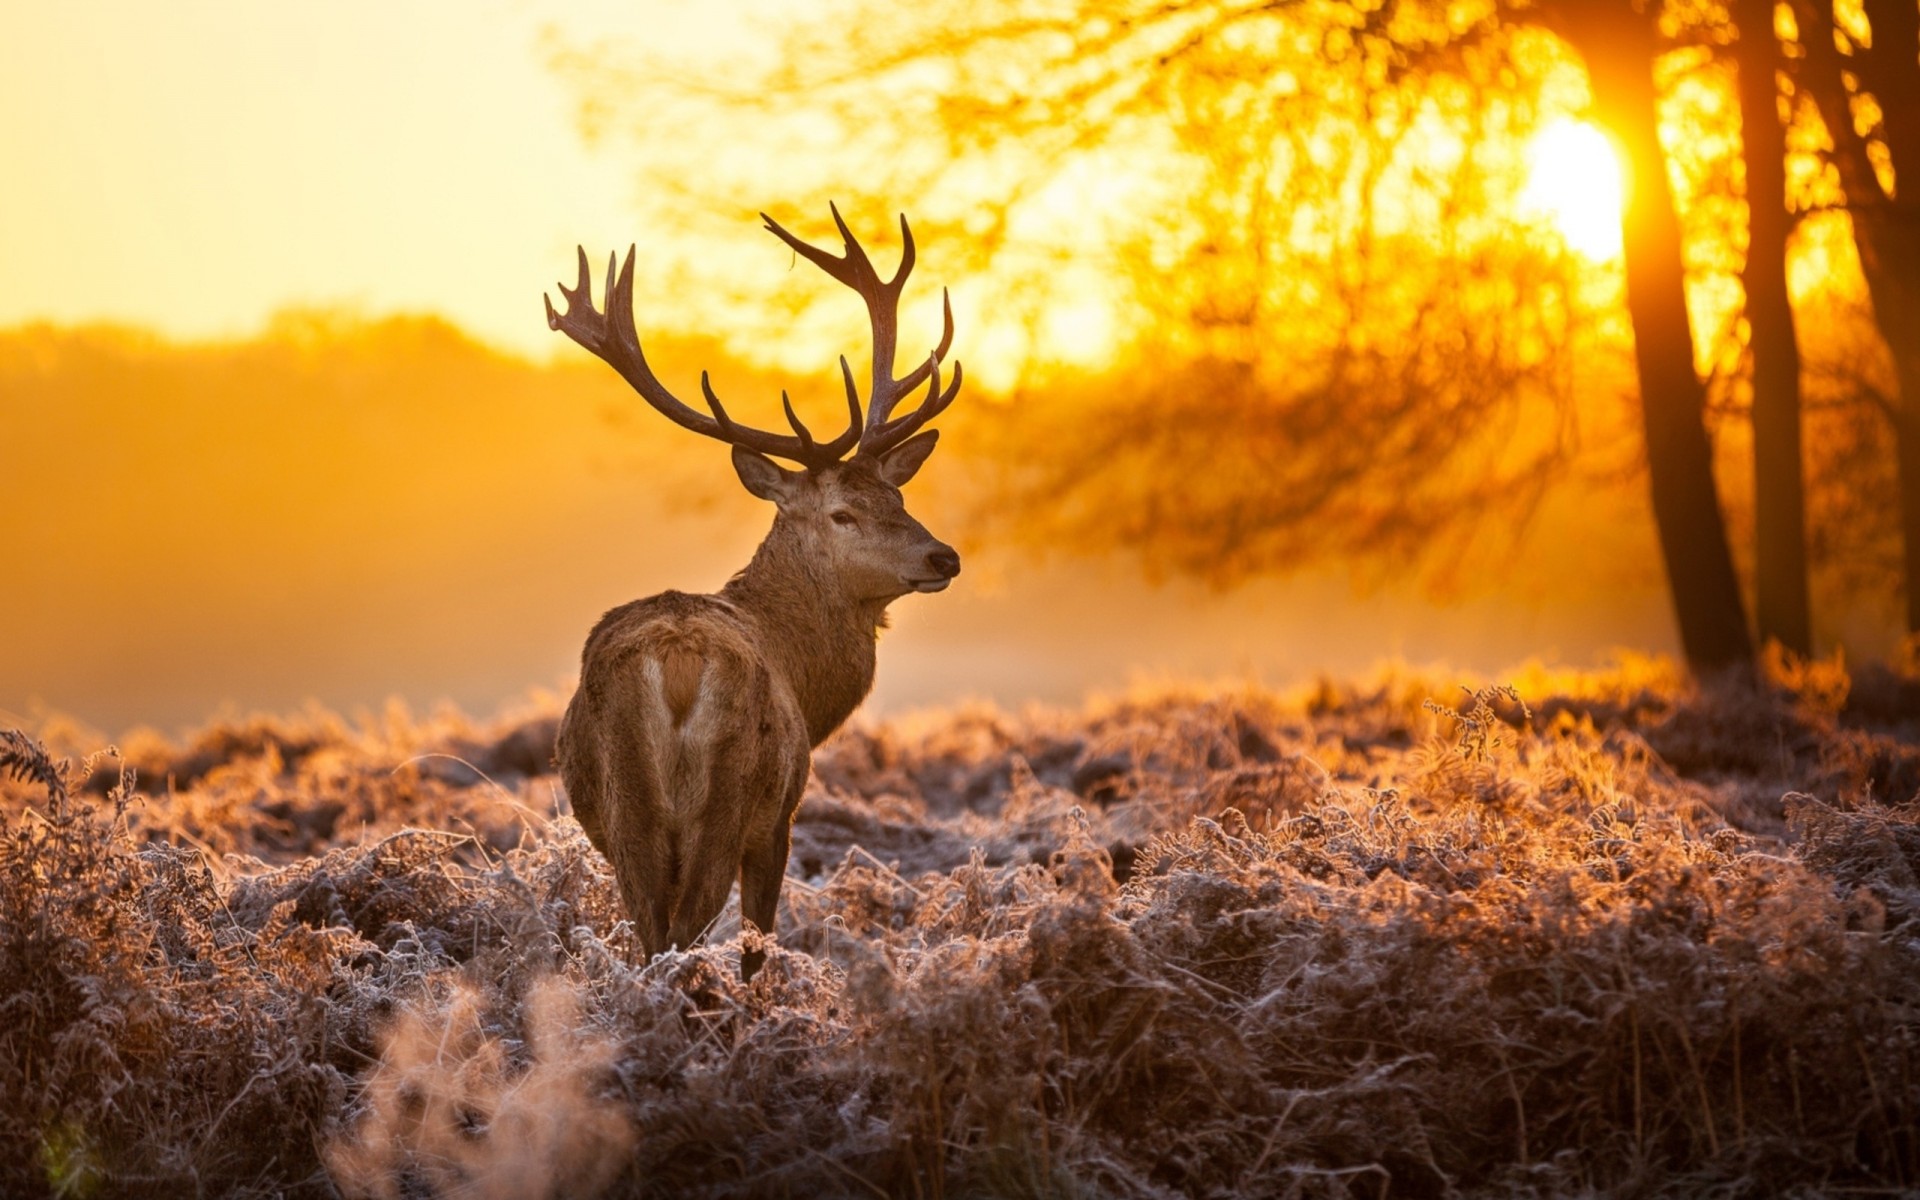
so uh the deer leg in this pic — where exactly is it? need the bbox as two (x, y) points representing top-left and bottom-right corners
(665, 814), (743, 952)
(737, 824), (795, 982)
(609, 824), (673, 962)
(739, 763), (806, 981)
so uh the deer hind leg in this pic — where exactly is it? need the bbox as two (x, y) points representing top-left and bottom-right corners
(662, 735), (757, 951)
(648, 654), (745, 954)
(593, 714), (680, 961)
(737, 829), (791, 982)
(738, 758), (808, 981)
(605, 817), (674, 961)
(665, 816), (742, 953)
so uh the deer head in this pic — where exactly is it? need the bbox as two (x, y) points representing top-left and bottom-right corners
(545, 205), (962, 602)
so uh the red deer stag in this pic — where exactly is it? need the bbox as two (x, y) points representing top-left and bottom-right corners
(546, 207), (962, 979)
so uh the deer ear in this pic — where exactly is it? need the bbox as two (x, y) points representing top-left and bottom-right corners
(732, 446), (797, 503)
(876, 430), (939, 487)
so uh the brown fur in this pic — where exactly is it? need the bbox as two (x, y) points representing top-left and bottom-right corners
(657, 646), (704, 727)
(556, 452), (956, 978)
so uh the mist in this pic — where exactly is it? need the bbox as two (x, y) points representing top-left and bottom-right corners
(2, 315), (1682, 737)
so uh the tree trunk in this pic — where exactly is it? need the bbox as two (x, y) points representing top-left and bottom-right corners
(1859, 0), (1920, 635)
(1896, 373), (1920, 635)
(1797, 0), (1920, 632)
(1561, 11), (1755, 670)
(1734, 0), (1813, 654)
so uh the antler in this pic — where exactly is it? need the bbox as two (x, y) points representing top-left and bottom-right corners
(545, 245), (861, 469)
(760, 203), (963, 460)
(548, 207), (960, 469)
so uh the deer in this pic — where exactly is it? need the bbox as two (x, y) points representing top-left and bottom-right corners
(545, 206), (962, 980)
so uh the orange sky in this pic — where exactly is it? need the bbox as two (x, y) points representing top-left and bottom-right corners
(0, 2), (1637, 365)
(0, 2), (749, 359)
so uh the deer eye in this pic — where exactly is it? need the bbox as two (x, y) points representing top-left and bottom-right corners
(830, 510), (858, 528)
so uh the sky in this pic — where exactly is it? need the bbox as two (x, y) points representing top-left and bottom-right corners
(1, 2), (1629, 363)
(0, 1), (732, 360)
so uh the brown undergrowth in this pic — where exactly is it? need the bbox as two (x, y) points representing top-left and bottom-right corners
(3, 655), (1917, 1198)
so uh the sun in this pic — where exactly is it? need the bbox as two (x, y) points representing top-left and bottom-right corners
(1521, 119), (1626, 260)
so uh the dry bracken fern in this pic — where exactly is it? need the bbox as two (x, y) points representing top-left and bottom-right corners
(0, 655), (1915, 1198)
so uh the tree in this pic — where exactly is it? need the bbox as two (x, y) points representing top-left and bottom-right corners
(1794, 0), (1920, 634)
(1544, 1), (1754, 668)
(1733, 0), (1813, 653)
(562, 0), (1761, 670)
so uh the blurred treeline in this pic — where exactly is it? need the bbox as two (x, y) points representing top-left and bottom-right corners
(2, 300), (1899, 738)
(0, 315), (769, 731)
(4, 309), (1697, 735)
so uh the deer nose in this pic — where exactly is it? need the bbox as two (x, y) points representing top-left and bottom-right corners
(927, 547), (961, 579)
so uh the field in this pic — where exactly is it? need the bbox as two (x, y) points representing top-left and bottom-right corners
(4, 656), (1918, 1199)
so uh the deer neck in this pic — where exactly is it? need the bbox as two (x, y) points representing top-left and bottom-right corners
(722, 522), (887, 746)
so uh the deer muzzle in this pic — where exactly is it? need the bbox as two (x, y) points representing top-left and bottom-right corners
(910, 545), (961, 592)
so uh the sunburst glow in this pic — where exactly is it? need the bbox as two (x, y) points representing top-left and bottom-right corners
(1522, 119), (1626, 260)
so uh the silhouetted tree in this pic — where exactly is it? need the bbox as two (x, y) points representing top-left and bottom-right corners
(1545, 1), (1753, 669)
(1732, 0), (1813, 654)
(1794, 0), (1920, 634)
(1801, 293), (1906, 616)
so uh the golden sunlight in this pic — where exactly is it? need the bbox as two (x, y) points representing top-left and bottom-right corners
(1521, 119), (1626, 260)
(1040, 294), (1121, 368)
